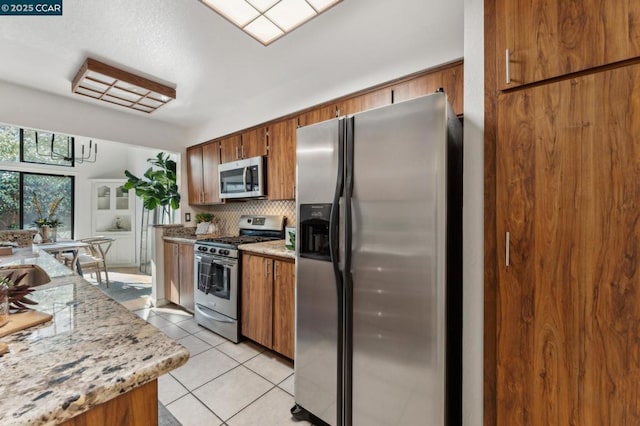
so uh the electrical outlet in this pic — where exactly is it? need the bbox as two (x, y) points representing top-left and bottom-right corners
(185, 212), (191, 222)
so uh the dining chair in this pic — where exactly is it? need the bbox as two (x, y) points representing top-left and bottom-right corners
(64, 237), (114, 287)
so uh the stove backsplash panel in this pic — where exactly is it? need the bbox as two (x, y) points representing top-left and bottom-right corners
(203, 200), (295, 236)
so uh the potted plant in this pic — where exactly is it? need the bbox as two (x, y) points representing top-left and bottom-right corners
(32, 193), (64, 242)
(124, 152), (180, 224)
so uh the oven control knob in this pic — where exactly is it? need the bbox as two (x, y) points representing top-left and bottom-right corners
(209, 248), (217, 254)
(224, 249), (231, 255)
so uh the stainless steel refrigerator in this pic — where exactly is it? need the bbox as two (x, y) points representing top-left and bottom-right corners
(292, 93), (463, 426)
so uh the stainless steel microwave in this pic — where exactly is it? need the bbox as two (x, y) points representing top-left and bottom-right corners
(218, 156), (266, 199)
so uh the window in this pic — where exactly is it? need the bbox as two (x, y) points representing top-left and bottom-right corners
(0, 124), (75, 167)
(0, 171), (74, 238)
(22, 129), (74, 167)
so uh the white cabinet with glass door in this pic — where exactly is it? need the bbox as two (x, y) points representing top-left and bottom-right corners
(90, 179), (135, 266)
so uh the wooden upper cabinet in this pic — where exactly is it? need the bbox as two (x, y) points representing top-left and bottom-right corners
(298, 104), (337, 127)
(496, 63), (640, 424)
(187, 142), (221, 205)
(202, 141), (221, 204)
(267, 118), (297, 200)
(186, 146), (204, 205)
(220, 135), (242, 163)
(496, 0), (640, 89)
(392, 63), (463, 115)
(241, 127), (268, 158)
(337, 87), (392, 116)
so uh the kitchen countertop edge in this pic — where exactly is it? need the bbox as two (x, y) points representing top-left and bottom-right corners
(238, 240), (295, 260)
(0, 256), (190, 425)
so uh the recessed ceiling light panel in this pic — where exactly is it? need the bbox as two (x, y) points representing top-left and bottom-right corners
(246, 0), (279, 13)
(266, 0), (316, 32)
(199, 0), (343, 46)
(202, 0), (259, 26)
(72, 58), (176, 114)
(245, 15), (285, 45)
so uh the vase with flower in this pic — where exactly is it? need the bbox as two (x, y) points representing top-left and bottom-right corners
(32, 193), (64, 243)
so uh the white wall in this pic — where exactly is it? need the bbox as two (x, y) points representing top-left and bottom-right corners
(0, 80), (188, 151)
(463, 0), (484, 424)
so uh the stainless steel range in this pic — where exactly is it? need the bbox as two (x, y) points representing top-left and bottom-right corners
(194, 215), (285, 342)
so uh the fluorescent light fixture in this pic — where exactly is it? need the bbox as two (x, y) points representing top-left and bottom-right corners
(71, 58), (176, 113)
(199, 0), (342, 45)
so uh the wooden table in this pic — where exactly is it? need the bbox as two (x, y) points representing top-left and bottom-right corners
(38, 240), (89, 274)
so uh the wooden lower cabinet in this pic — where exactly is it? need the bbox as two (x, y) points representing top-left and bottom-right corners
(164, 241), (194, 312)
(60, 379), (157, 426)
(496, 63), (640, 425)
(241, 253), (273, 347)
(241, 253), (295, 359)
(272, 260), (295, 358)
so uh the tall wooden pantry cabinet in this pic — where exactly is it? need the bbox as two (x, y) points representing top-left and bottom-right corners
(486, 1), (640, 424)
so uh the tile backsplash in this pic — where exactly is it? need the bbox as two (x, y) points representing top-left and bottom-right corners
(202, 200), (295, 235)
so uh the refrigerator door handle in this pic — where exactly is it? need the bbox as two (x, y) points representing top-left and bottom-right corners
(329, 118), (346, 426)
(342, 116), (355, 426)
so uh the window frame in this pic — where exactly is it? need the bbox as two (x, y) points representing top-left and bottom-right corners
(0, 169), (75, 236)
(19, 128), (76, 168)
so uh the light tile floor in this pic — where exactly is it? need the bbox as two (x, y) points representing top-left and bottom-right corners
(134, 306), (313, 426)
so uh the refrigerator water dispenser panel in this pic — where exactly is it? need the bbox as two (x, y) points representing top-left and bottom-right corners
(299, 204), (332, 261)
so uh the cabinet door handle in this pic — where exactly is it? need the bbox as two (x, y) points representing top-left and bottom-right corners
(292, 184), (296, 199)
(505, 231), (510, 267)
(505, 49), (511, 85)
(236, 146), (240, 160)
(265, 258), (269, 277)
(241, 145), (244, 159)
(274, 262), (277, 279)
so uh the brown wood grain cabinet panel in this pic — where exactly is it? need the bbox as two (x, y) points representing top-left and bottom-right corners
(267, 118), (297, 200)
(496, 0), (640, 89)
(338, 87), (392, 116)
(298, 104), (337, 127)
(496, 64), (640, 425)
(163, 242), (180, 305)
(187, 142), (221, 205)
(60, 379), (158, 426)
(392, 63), (464, 115)
(186, 147), (204, 205)
(220, 135), (242, 163)
(241, 254), (273, 347)
(178, 243), (194, 312)
(272, 259), (295, 359)
(484, 0), (498, 423)
(242, 127), (268, 158)
(201, 141), (221, 204)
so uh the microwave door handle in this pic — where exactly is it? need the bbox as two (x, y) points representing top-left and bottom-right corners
(247, 166), (254, 192)
(243, 167), (249, 191)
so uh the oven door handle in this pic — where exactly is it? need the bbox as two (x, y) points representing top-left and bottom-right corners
(211, 259), (234, 268)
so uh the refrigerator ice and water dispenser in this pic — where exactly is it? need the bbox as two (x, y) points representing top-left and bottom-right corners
(299, 204), (332, 261)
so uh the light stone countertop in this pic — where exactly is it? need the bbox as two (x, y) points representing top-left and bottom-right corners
(238, 240), (295, 260)
(0, 247), (74, 278)
(163, 236), (197, 244)
(0, 251), (189, 425)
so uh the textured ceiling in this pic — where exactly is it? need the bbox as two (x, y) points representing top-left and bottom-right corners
(0, 0), (463, 140)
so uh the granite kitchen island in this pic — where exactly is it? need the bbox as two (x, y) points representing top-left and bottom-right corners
(0, 250), (189, 425)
